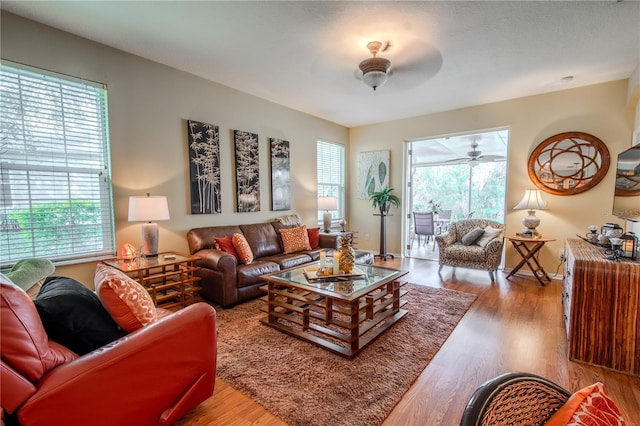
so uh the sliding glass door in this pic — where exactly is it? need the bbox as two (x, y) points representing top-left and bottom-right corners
(405, 128), (508, 259)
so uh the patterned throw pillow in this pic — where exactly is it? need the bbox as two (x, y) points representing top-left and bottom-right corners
(232, 233), (254, 265)
(280, 225), (312, 254)
(214, 235), (240, 262)
(461, 227), (484, 246)
(307, 227), (321, 249)
(545, 382), (626, 426)
(475, 226), (502, 247)
(94, 263), (157, 333)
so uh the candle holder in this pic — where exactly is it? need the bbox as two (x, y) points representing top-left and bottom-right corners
(605, 237), (624, 261)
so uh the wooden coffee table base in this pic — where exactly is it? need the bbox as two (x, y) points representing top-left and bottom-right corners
(260, 280), (407, 359)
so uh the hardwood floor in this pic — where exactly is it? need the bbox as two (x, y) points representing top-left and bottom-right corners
(177, 257), (640, 426)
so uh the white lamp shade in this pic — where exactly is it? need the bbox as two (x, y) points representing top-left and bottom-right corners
(318, 196), (338, 211)
(514, 189), (548, 210)
(128, 195), (170, 222)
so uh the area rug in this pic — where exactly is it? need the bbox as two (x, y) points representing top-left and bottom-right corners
(211, 283), (476, 426)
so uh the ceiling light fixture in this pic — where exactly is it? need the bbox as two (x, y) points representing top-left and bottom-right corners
(359, 41), (391, 91)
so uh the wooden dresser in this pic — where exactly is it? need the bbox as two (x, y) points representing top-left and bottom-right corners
(562, 238), (640, 376)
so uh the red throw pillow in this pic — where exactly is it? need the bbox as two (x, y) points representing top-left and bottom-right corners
(214, 236), (240, 262)
(307, 227), (320, 249)
(545, 382), (626, 425)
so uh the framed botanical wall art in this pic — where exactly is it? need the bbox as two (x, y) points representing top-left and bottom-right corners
(269, 138), (291, 211)
(357, 150), (390, 199)
(187, 120), (221, 214)
(234, 130), (260, 212)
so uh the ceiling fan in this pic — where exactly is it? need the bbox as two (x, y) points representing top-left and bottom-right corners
(358, 41), (391, 91)
(445, 141), (506, 167)
(355, 39), (443, 92)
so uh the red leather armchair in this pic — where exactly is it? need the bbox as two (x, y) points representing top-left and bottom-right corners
(1, 281), (217, 425)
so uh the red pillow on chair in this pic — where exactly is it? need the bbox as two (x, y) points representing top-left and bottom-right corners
(545, 382), (626, 425)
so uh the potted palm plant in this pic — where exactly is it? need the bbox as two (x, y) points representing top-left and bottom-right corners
(369, 187), (400, 214)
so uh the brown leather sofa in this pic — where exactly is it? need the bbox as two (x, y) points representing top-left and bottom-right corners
(187, 221), (374, 308)
(0, 280), (217, 426)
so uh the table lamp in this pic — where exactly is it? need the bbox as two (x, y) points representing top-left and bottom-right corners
(128, 193), (170, 257)
(514, 189), (548, 236)
(318, 196), (337, 233)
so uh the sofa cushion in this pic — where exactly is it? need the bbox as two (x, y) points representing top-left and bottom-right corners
(95, 264), (158, 333)
(232, 233), (254, 265)
(240, 223), (282, 258)
(262, 253), (313, 269)
(0, 278), (77, 383)
(34, 276), (121, 355)
(475, 226), (503, 247)
(280, 225), (312, 254)
(462, 227), (484, 245)
(307, 227), (321, 249)
(237, 261), (280, 288)
(214, 235), (240, 262)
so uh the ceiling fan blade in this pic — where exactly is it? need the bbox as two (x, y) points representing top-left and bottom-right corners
(478, 155), (506, 162)
(384, 40), (443, 90)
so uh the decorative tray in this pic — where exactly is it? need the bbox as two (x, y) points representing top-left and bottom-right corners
(302, 266), (365, 281)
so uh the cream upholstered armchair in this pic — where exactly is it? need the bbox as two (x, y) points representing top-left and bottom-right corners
(435, 219), (505, 282)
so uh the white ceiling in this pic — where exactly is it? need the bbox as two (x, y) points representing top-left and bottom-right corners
(2, 1), (639, 128)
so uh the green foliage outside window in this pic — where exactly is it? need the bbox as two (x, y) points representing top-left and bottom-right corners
(2, 200), (104, 259)
(412, 162), (506, 222)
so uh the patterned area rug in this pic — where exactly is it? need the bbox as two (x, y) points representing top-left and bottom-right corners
(206, 284), (475, 426)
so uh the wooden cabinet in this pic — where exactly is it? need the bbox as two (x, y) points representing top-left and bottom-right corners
(563, 239), (640, 376)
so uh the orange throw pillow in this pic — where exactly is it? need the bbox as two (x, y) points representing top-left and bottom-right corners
(232, 233), (254, 265)
(214, 235), (240, 262)
(545, 382), (626, 426)
(280, 225), (312, 254)
(307, 227), (321, 249)
(95, 263), (157, 333)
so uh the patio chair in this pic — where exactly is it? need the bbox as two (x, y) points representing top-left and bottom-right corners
(436, 209), (452, 234)
(412, 212), (436, 250)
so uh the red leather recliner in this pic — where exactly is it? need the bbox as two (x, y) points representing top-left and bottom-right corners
(1, 281), (217, 425)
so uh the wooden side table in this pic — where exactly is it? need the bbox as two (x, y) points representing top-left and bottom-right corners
(505, 235), (556, 286)
(103, 252), (201, 310)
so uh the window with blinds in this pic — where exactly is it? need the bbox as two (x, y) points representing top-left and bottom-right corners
(0, 61), (115, 267)
(317, 140), (345, 225)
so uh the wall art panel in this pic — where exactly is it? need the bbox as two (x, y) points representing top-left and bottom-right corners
(187, 120), (221, 214)
(234, 130), (260, 212)
(357, 150), (390, 199)
(269, 138), (291, 211)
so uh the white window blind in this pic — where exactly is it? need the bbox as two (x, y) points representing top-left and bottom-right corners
(317, 140), (345, 224)
(0, 61), (115, 267)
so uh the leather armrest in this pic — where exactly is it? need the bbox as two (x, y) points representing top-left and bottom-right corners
(1, 361), (36, 414)
(18, 303), (217, 426)
(195, 248), (236, 273)
(319, 233), (340, 249)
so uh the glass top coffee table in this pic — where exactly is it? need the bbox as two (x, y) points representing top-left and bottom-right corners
(260, 263), (408, 358)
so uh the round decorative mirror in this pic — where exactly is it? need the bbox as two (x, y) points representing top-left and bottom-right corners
(528, 132), (610, 196)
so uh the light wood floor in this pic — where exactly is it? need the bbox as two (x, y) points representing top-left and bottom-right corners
(178, 257), (640, 426)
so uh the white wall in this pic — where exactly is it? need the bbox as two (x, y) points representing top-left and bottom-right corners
(350, 81), (635, 272)
(2, 11), (637, 283)
(1, 12), (349, 285)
